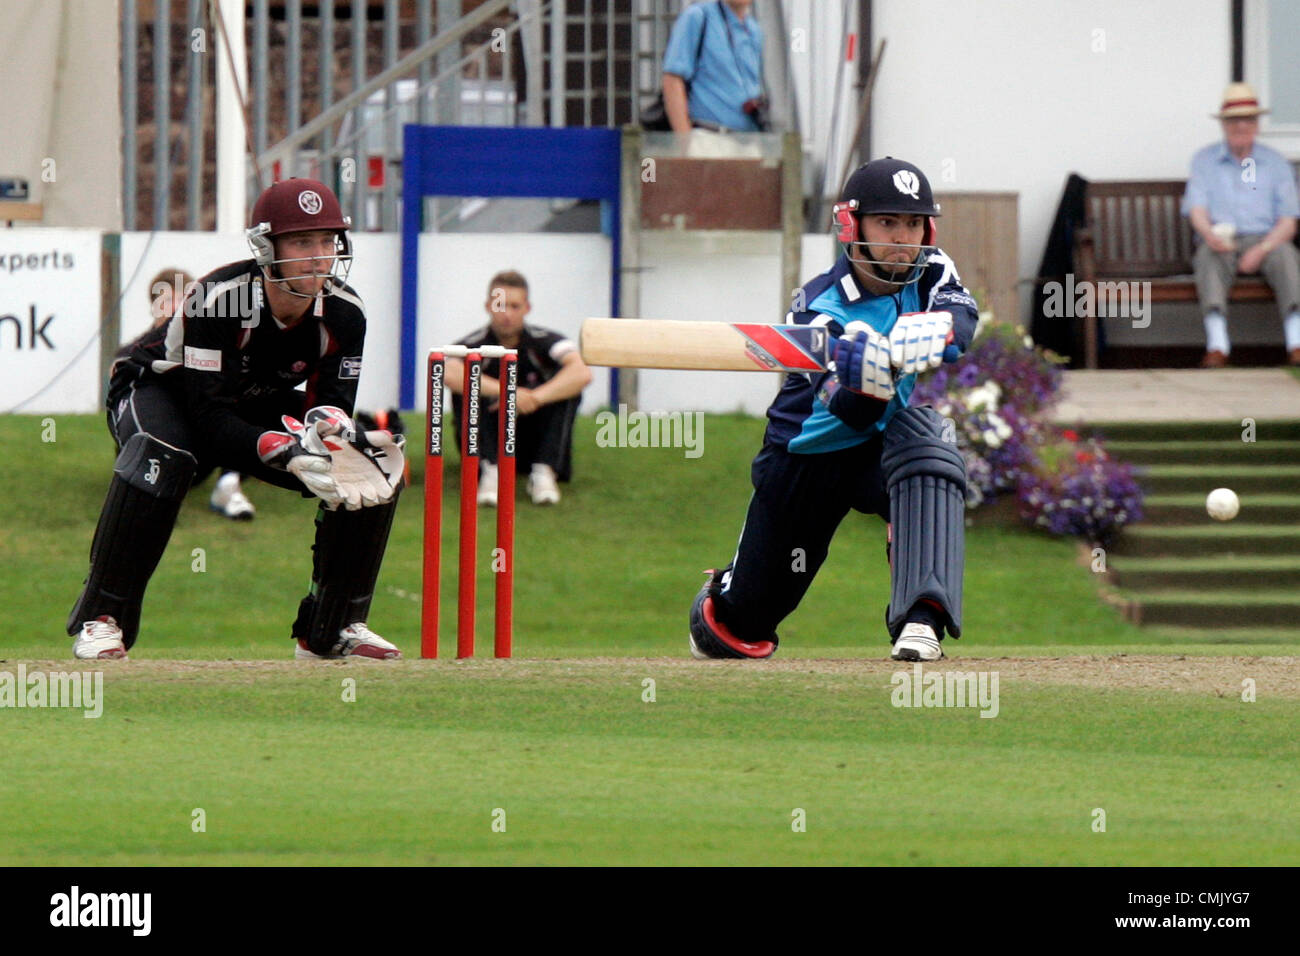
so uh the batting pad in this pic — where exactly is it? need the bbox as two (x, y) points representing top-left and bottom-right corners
(881, 406), (966, 639)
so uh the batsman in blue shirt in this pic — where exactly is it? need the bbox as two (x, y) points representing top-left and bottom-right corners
(689, 158), (980, 662)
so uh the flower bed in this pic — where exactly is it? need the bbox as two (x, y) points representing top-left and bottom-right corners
(910, 319), (1144, 544)
(1016, 431), (1144, 547)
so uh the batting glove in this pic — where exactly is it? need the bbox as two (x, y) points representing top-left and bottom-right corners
(888, 311), (954, 375)
(831, 321), (895, 401)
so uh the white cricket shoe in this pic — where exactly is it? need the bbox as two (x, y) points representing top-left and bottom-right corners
(527, 464), (560, 505)
(74, 616), (129, 660)
(891, 623), (944, 662)
(477, 461), (499, 507)
(210, 472), (255, 521)
(295, 623), (402, 660)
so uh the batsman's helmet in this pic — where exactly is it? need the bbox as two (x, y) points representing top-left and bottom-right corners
(833, 157), (940, 287)
(246, 179), (353, 298)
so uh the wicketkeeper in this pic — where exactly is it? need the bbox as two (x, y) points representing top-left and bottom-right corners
(689, 157), (978, 661)
(68, 179), (406, 661)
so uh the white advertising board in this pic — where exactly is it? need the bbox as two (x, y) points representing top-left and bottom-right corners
(0, 230), (104, 414)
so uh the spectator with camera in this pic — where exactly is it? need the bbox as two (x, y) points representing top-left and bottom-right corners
(661, 0), (769, 135)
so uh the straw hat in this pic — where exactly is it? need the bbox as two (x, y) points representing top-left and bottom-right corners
(1214, 82), (1268, 119)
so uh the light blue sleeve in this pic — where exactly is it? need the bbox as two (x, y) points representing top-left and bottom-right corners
(662, 4), (706, 80)
(1182, 148), (1211, 216)
(1275, 157), (1300, 219)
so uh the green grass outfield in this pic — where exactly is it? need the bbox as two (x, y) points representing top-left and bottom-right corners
(4, 412), (1297, 865)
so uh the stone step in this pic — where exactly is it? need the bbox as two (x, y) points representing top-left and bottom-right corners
(1106, 439), (1300, 465)
(1142, 493), (1300, 524)
(1136, 464), (1300, 495)
(1086, 420), (1300, 442)
(1115, 523), (1300, 557)
(1123, 590), (1300, 628)
(1112, 554), (1300, 591)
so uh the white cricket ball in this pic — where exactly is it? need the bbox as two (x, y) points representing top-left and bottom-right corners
(1206, 487), (1239, 521)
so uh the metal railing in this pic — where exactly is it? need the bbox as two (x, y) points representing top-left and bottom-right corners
(119, 0), (794, 232)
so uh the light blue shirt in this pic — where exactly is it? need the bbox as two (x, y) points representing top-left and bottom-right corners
(1182, 140), (1300, 234)
(662, 1), (764, 132)
(787, 281), (921, 454)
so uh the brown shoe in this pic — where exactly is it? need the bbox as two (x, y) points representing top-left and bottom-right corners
(1289, 348), (1300, 367)
(1200, 350), (1229, 368)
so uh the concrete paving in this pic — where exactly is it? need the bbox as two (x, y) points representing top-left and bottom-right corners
(1052, 369), (1300, 423)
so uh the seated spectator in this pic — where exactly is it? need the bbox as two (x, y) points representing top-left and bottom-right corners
(447, 271), (592, 506)
(147, 268), (195, 329)
(662, 0), (769, 136)
(1183, 82), (1300, 367)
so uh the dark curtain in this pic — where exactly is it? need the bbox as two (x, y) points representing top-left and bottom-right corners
(1030, 173), (1090, 366)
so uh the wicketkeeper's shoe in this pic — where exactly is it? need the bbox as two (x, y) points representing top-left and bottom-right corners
(295, 623), (402, 660)
(527, 464), (561, 505)
(477, 461), (499, 507)
(209, 472), (255, 520)
(73, 616), (129, 660)
(891, 623), (944, 662)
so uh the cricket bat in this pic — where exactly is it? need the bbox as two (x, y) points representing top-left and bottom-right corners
(580, 317), (961, 372)
(580, 318), (832, 372)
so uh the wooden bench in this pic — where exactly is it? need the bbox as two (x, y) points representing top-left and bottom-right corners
(1073, 180), (1274, 368)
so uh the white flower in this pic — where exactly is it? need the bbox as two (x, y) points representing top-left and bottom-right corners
(984, 431), (1003, 449)
(966, 385), (999, 413)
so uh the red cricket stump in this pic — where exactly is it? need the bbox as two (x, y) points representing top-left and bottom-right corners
(421, 345), (516, 660)
(495, 353), (517, 658)
(421, 352), (445, 658)
(458, 351), (483, 659)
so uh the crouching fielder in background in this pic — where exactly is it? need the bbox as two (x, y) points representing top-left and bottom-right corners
(689, 158), (979, 662)
(68, 179), (406, 661)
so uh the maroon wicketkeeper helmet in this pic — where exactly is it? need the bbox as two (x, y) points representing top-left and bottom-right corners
(246, 178), (353, 298)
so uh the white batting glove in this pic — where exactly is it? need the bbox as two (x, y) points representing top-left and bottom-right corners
(831, 320), (895, 401)
(889, 311), (953, 375)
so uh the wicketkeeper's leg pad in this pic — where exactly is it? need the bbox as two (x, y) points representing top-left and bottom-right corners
(67, 433), (197, 648)
(294, 491), (401, 654)
(881, 406), (966, 639)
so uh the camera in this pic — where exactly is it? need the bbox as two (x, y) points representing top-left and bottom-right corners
(742, 97), (772, 132)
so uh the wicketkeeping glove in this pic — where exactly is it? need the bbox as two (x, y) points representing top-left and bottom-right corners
(257, 416), (343, 508)
(304, 405), (406, 510)
(831, 321), (895, 401)
(888, 310), (954, 375)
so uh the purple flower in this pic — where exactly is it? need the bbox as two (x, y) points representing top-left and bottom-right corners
(910, 320), (1142, 542)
